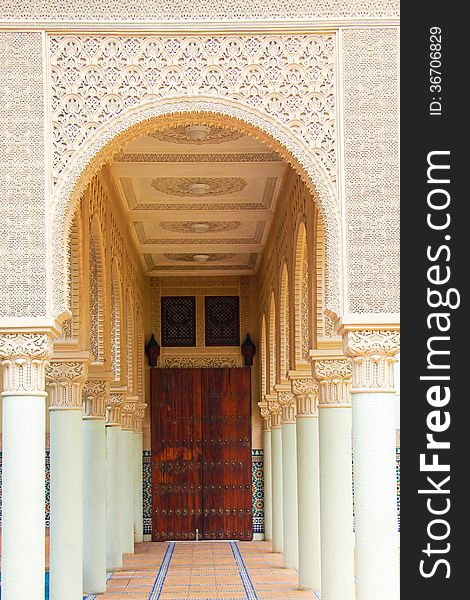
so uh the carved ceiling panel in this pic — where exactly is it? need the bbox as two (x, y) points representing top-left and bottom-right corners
(159, 221), (242, 234)
(109, 127), (288, 276)
(150, 177), (247, 197)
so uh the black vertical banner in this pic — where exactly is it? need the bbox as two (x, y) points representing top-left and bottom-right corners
(402, 4), (467, 597)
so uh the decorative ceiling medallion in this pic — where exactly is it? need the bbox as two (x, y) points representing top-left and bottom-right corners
(151, 177), (247, 197)
(149, 126), (244, 145)
(163, 253), (235, 262)
(160, 221), (242, 234)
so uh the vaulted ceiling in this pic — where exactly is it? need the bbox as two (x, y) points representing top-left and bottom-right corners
(109, 125), (289, 276)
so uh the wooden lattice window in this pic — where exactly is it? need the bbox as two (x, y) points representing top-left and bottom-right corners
(161, 296), (196, 347)
(205, 296), (240, 347)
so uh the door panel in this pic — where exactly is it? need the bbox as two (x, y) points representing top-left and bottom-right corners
(201, 368), (252, 540)
(151, 367), (252, 542)
(151, 368), (202, 541)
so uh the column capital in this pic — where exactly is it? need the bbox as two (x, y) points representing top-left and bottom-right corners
(133, 401), (147, 432)
(83, 378), (109, 419)
(341, 328), (400, 393)
(121, 397), (137, 431)
(46, 360), (88, 410)
(310, 352), (352, 408)
(0, 332), (54, 359)
(106, 390), (125, 426)
(275, 384), (296, 424)
(289, 371), (319, 417)
(266, 393), (282, 429)
(0, 332), (54, 396)
(258, 398), (271, 432)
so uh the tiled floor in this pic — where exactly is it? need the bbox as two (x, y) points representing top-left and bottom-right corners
(0, 536), (317, 599)
(97, 540), (316, 600)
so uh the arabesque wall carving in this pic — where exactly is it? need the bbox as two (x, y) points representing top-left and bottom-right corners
(49, 34), (336, 185)
(47, 33), (341, 323)
(342, 28), (399, 314)
(0, 0), (399, 24)
(0, 32), (46, 318)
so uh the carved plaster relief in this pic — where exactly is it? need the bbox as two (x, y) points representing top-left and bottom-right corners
(342, 28), (399, 314)
(49, 34), (336, 186)
(149, 126), (244, 145)
(0, 0), (400, 23)
(0, 32), (46, 318)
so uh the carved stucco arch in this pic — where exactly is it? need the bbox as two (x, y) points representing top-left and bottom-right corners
(268, 290), (277, 392)
(135, 306), (145, 400)
(279, 261), (290, 382)
(293, 219), (310, 367)
(260, 312), (267, 398)
(125, 286), (136, 395)
(89, 214), (106, 365)
(110, 258), (123, 385)
(50, 97), (342, 322)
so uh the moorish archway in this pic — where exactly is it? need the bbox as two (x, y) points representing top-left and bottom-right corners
(45, 33), (343, 382)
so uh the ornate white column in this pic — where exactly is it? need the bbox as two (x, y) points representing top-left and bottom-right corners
(0, 332), (52, 600)
(47, 359), (88, 600)
(277, 385), (299, 570)
(312, 355), (354, 600)
(258, 400), (272, 542)
(105, 392), (124, 570)
(342, 327), (400, 600)
(120, 399), (136, 554)
(291, 373), (321, 591)
(82, 378), (108, 594)
(267, 393), (283, 553)
(133, 403), (146, 544)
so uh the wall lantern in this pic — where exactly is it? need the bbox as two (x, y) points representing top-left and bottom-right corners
(241, 333), (256, 367)
(145, 333), (161, 367)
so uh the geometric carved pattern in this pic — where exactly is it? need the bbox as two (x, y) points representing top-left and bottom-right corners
(342, 28), (400, 314)
(149, 126), (243, 145)
(161, 296), (196, 347)
(47, 31), (345, 318)
(343, 328), (400, 393)
(252, 449), (264, 534)
(162, 356), (242, 369)
(162, 356), (240, 368)
(127, 178), (278, 214)
(294, 220), (310, 363)
(151, 177), (247, 197)
(117, 152), (282, 163)
(0, 32), (46, 317)
(159, 221), (242, 234)
(204, 296), (240, 346)
(0, 2), (400, 22)
(143, 450), (152, 535)
(49, 34), (336, 184)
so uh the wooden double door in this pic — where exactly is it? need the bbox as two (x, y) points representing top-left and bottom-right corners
(151, 367), (252, 542)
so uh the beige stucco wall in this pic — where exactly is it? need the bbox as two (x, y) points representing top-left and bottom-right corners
(0, 18), (399, 329)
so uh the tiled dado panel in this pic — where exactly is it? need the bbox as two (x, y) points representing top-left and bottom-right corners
(0, 449), (401, 533)
(252, 449), (264, 534)
(143, 450), (152, 535)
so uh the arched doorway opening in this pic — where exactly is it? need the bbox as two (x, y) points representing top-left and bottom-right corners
(32, 100), (340, 598)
